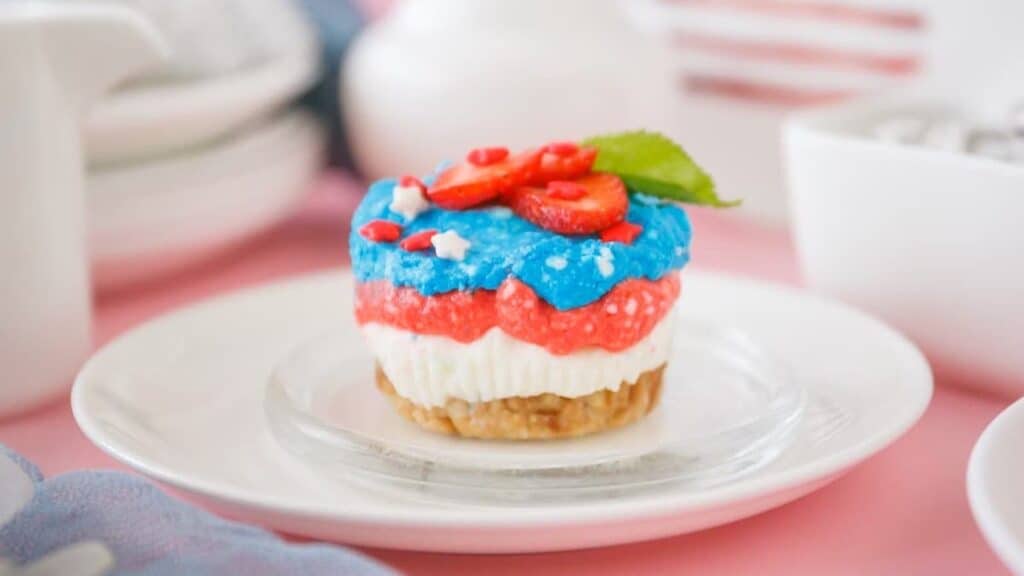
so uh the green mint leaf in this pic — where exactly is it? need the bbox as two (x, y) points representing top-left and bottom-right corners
(582, 130), (740, 207)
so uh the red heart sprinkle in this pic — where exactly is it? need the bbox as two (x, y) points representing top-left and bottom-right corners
(542, 141), (580, 157)
(600, 221), (643, 245)
(466, 147), (510, 166)
(399, 229), (438, 252)
(398, 175), (427, 193)
(546, 180), (587, 200)
(359, 220), (403, 242)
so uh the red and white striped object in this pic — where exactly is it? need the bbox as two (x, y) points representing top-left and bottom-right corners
(629, 0), (927, 107)
(624, 0), (928, 224)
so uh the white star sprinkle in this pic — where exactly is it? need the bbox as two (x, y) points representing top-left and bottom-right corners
(431, 230), (471, 261)
(389, 183), (430, 222)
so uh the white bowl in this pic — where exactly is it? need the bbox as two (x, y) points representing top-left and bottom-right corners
(88, 111), (325, 291)
(968, 397), (1024, 575)
(785, 97), (1024, 398)
(85, 32), (318, 167)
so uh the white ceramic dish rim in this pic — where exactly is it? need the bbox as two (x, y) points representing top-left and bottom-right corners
(967, 397), (1024, 574)
(785, 94), (1024, 180)
(95, 47), (315, 114)
(71, 271), (933, 528)
(85, 37), (319, 165)
(86, 110), (324, 290)
(87, 110), (323, 258)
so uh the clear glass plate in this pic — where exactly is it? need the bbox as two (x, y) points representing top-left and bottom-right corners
(265, 319), (806, 504)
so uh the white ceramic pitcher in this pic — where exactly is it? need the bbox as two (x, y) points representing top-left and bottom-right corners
(342, 0), (674, 179)
(0, 3), (165, 418)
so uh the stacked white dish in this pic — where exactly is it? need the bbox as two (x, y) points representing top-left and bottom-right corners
(82, 0), (326, 290)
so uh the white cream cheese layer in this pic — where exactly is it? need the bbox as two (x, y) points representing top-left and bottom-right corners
(360, 315), (674, 407)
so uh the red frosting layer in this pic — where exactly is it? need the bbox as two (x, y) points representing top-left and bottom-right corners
(354, 273), (680, 355)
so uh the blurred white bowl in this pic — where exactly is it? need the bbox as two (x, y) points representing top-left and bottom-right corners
(968, 397), (1024, 575)
(785, 97), (1024, 398)
(86, 41), (318, 167)
(88, 111), (325, 291)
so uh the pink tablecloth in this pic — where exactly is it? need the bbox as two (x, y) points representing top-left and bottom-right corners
(0, 174), (1012, 575)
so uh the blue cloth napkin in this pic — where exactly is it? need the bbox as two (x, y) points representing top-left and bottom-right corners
(0, 445), (395, 576)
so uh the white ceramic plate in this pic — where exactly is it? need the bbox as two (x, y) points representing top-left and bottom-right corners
(266, 319), (806, 503)
(71, 271), (932, 553)
(88, 110), (325, 291)
(85, 40), (319, 167)
(968, 398), (1024, 575)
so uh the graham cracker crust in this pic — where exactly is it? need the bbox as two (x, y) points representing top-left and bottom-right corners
(375, 363), (665, 440)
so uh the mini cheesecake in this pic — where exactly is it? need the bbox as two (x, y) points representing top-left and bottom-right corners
(349, 136), (702, 440)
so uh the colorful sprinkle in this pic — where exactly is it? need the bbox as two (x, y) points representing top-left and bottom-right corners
(466, 146), (510, 167)
(359, 220), (403, 243)
(431, 230), (472, 261)
(400, 229), (438, 252)
(398, 174), (426, 192)
(600, 221), (643, 245)
(390, 179), (430, 222)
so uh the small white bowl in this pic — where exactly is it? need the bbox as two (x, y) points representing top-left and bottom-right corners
(785, 97), (1024, 398)
(968, 397), (1024, 575)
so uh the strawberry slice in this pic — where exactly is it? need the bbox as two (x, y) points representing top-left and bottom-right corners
(505, 173), (628, 235)
(531, 143), (598, 184)
(546, 180), (587, 200)
(428, 149), (542, 210)
(543, 141), (581, 156)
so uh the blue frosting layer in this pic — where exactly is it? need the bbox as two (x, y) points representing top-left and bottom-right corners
(349, 179), (692, 310)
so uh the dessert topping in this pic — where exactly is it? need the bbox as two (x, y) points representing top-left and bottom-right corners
(431, 230), (471, 261)
(390, 175), (430, 221)
(399, 174), (426, 190)
(399, 229), (438, 252)
(545, 180), (587, 201)
(542, 141), (580, 156)
(427, 149), (542, 210)
(532, 144), (597, 183)
(467, 146), (510, 166)
(504, 172), (628, 235)
(583, 131), (738, 207)
(359, 220), (403, 242)
(599, 221), (643, 245)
